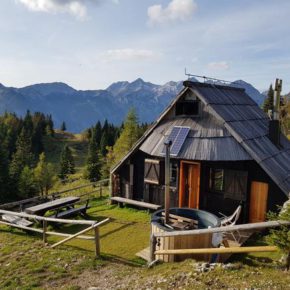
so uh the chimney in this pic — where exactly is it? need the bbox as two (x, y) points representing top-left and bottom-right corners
(269, 79), (282, 146)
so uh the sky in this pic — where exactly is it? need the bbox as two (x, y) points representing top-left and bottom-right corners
(0, 0), (290, 93)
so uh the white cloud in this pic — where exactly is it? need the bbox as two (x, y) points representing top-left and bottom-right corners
(17, 0), (118, 19)
(148, 0), (197, 25)
(101, 49), (161, 62)
(18, 0), (87, 19)
(207, 61), (229, 70)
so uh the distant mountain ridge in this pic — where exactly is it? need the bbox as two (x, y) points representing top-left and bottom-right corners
(0, 78), (266, 132)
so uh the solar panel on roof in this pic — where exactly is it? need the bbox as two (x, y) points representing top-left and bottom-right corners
(161, 126), (190, 156)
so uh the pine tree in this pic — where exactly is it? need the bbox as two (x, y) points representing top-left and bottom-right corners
(46, 114), (54, 136)
(34, 153), (55, 196)
(0, 142), (10, 202)
(263, 84), (274, 113)
(100, 131), (109, 156)
(59, 145), (75, 179)
(100, 146), (115, 179)
(112, 108), (139, 164)
(18, 166), (37, 198)
(94, 121), (102, 147)
(85, 132), (101, 181)
(9, 128), (34, 190)
(60, 121), (67, 131)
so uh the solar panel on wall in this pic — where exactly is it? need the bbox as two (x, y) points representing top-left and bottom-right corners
(161, 126), (190, 156)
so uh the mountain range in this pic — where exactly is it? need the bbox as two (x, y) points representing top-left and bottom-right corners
(0, 78), (266, 132)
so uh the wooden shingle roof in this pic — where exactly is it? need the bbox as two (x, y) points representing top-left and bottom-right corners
(186, 81), (290, 197)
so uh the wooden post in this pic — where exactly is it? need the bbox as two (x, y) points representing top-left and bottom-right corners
(51, 218), (109, 248)
(43, 220), (47, 244)
(149, 234), (157, 263)
(164, 140), (172, 224)
(94, 227), (100, 257)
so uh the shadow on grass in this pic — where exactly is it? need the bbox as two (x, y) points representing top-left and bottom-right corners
(100, 253), (146, 267)
(229, 232), (278, 267)
(100, 221), (136, 239)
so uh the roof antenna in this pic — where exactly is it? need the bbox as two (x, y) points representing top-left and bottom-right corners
(184, 69), (242, 87)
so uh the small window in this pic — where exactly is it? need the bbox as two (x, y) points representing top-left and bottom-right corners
(224, 170), (248, 201)
(176, 101), (200, 116)
(144, 159), (160, 185)
(209, 168), (224, 192)
(170, 162), (178, 187)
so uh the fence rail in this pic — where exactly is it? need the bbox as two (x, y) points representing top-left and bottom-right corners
(0, 209), (110, 257)
(149, 220), (290, 263)
(0, 178), (109, 211)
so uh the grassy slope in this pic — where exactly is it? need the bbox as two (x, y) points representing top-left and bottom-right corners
(43, 131), (92, 193)
(43, 131), (88, 174)
(1, 199), (290, 289)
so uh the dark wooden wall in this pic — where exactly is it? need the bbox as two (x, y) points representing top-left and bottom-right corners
(114, 151), (288, 222)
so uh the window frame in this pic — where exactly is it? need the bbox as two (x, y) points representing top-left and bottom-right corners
(144, 159), (160, 185)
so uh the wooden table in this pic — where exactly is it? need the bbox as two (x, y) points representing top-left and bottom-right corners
(25, 196), (80, 216)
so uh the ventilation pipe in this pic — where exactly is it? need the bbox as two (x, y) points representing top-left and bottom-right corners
(164, 140), (172, 225)
(269, 79), (282, 146)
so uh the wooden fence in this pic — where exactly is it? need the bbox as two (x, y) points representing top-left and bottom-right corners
(0, 209), (110, 257)
(0, 178), (109, 211)
(149, 220), (290, 263)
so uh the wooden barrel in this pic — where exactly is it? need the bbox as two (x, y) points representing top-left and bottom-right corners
(151, 208), (220, 262)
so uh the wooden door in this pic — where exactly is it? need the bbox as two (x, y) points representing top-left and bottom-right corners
(249, 181), (269, 223)
(179, 161), (200, 208)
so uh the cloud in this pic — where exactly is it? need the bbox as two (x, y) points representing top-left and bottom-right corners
(101, 49), (161, 62)
(207, 61), (229, 70)
(17, 0), (118, 19)
(148, 0), (197, 25)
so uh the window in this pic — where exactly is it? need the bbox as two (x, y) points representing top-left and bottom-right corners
(208, 168), (248, 200)
(176, 100), (200, 116)
(144, 159), (160, 185)
(224, 170), (248, 201)
(170, 162), (178, 187)
(209, 168), (224, 192)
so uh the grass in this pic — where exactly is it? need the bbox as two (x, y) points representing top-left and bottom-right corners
(1, 198), (290, 289)
(47, 197), (151, 263)
(43, 131), (88, 173)
(0, 228), (104, 289)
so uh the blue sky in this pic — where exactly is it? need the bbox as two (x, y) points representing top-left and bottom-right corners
(1, 0), (290, 92)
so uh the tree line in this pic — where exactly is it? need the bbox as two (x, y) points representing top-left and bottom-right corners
(0, 111), (55, 202)
(0, 108), (148, 203)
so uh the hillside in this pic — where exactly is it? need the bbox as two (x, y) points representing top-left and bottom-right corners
(0, 207), (289, 289)
(0, 79), (266, 132)
(43, 131), (88, 173)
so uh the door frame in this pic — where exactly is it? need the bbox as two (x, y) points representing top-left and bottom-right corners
(178, 161), (201, 208)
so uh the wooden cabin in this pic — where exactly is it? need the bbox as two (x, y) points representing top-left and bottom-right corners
(110, 81), (290, 223)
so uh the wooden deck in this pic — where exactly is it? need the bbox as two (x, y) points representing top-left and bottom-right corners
(136, 247), (150, 262)
(110, 196), (161, 211)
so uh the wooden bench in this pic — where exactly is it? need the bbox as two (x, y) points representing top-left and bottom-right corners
(51, 200), (90, 219)
(110, 196), (161, 211)
(1, 214), (34, 227)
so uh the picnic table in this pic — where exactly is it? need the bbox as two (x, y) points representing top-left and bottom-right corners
(24, 196), (80, 216)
